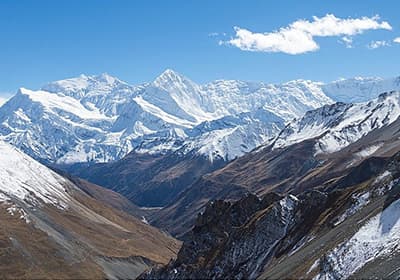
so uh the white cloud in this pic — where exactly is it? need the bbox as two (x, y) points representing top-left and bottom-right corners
(225, 14), (392, 55)
(367, 40), (390, 49)
(394, 37), (400, 44)
(341, 36), (353, 48)
(209, 32), (226, 37)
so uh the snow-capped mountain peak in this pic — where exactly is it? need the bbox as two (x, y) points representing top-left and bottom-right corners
(152, 69), (203, 99)
(151, 69), (213, 122)
(155, 68), (183, 81)
(95, 72), (119, 84)
(273, 90), (400, 154)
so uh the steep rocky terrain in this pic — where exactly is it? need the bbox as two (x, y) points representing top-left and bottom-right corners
(0, 141), (180, 279)
(144, 124), (400, 279)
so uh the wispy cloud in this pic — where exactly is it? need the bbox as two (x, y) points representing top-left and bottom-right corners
(208, 32), (226, 37)
(341, 36), (353, 48)
(222, 14), (392, 55)
(367, 40), (391, 49)
(394, 37), (400, 44)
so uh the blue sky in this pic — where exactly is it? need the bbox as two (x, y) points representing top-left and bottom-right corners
(1, 0), (400, 97)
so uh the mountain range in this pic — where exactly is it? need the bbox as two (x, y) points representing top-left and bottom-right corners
(2, 70), (399, 168)
(1, 70), (400, 279)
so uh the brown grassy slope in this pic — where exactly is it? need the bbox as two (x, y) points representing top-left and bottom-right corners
(0, 177), (181, 279)
(0, 205), (104, 279)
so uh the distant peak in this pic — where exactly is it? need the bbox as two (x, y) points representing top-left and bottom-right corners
(161, 68), (180, 77)
(78, 74), (89, 79)
(154, 69), (187, 84)
(330, 76), (383, 84)
(283, 79), (319, 85)
(17, 87), (30, 95)
(353, 76), (381, 81)
(98, 72), (111, 78)
(49, 73), (122, 85)
(92, 73), (120, 84)
(39, 73), (126, 97)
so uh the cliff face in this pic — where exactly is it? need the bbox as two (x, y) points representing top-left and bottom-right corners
(144, 190), (329, 279)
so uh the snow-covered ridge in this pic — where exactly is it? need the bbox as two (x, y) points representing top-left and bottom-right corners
(19, 87), (112, 120)
(0, 70), (399, 164)
(273, 91), (400, 154)
(0, 141), (70, 209)
(322, 76), (400, 103)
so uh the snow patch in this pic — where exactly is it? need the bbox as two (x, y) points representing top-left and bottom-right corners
(314, 197), (400, 279)
(333, 192), (371, 226)
(141, 216), (149, 225)
(6, 204), (30, 223)
(307, 259), (320, 275)
(355, 144), (383, 158)
(374, 170), (392, 185)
